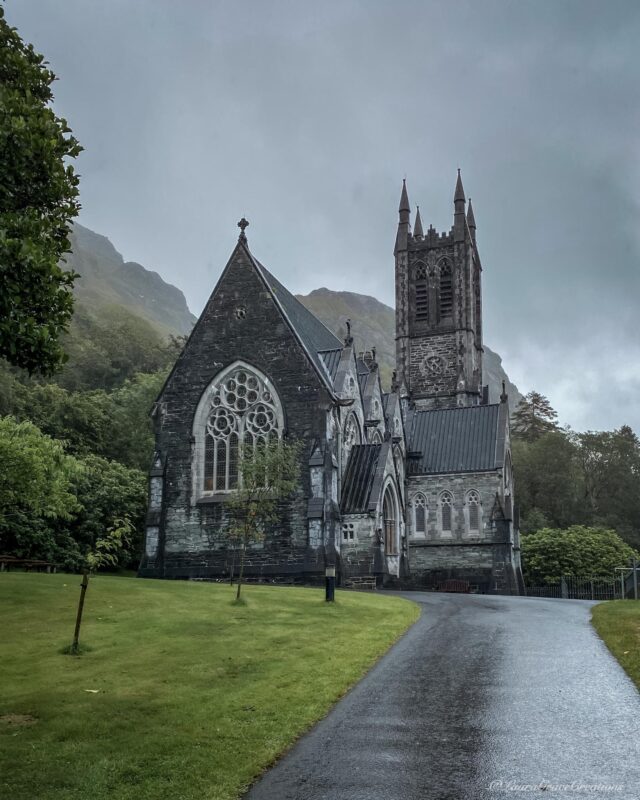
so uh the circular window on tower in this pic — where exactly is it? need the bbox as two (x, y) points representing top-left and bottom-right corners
(235, 305), (247, 320)
(426, 355), (445, 375)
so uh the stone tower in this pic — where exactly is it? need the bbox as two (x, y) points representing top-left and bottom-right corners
(394, 173), (483, 409)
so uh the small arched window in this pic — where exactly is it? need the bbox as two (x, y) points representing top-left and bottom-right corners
(440, 491), (453, 534)
(415, 262), (429, 323)
(383, 485), (398, 555)
(370, 429), (383, 445)
(467, 490), (481, 533)
(194, 362), (284, 496)
(438, 261), (453, 320)
(413, 493), (427, 535)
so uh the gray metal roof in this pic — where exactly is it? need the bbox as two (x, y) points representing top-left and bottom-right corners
(408, 404), (503, 474)
(341, 444), (382, 514)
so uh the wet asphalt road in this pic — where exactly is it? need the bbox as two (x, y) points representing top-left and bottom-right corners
(245, 592), (640, 800)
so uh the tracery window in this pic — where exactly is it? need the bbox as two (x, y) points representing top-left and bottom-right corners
(438, 261), (453, 320)
(343, 413), (361, 465)
(415, 262), (429, 322)
(467, 490), (481, 533)
(440, 491), (453, 534)
(413, 493), (427, 535)
(197, 363), (283, 494)
(383, 485), (398, 555)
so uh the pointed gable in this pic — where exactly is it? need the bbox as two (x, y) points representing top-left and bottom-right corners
(157, 240), (343, 402)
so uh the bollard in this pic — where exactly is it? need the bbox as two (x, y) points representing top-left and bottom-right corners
(325, 566), (335, 602)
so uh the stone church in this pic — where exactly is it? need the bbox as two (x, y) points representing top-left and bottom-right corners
(139, 172), (524, 594)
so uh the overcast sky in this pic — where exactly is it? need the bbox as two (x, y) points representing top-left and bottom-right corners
(7, 0), (640, 432)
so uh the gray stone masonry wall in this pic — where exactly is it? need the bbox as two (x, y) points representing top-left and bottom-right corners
(405, 470), (519, 594)
(139, 244), (331, 580)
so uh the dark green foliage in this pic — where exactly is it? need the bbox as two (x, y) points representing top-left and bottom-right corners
(513, 431), (582, 533)
(522, 526), (639, 584)
(514, 423), (640, 550)
(0, 417), (146, 569)
(0, 7), (81, 374)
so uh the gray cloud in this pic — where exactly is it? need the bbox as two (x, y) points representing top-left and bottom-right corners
(7, 0), (640, 431)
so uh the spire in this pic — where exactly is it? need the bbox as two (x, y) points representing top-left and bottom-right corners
(467, 197), (476, 244)
(453, 169), (466, 242)
(413, 205), (424, 239)
(394, 179), (411, 254)
(399, 178), (410, 215)
(467, 197), (476, 229)
(454, 168), (465, 203)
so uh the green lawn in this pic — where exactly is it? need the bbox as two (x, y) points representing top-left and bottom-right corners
(0, 574), (418, 800)
(592, 600), (640, 690)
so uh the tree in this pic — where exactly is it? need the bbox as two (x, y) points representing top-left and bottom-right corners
(511, 391), (559, 441)
(224, 440), (301, 600)
(512, 431), (583, 532)
(521, 525), (639, 585)
(69, 516), (134, 655)
(0, 7), (81, 375)
(0, 416), (82, 559)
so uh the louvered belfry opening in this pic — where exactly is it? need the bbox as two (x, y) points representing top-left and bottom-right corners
(415, 263), (429, 322)
(439, 261), (453, 319)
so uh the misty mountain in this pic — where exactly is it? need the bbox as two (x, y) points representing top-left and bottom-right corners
(65, 223), (196, 337)
(297, 288), (522, 407)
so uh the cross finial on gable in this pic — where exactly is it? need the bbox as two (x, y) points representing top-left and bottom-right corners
(237, 217), (249, 243)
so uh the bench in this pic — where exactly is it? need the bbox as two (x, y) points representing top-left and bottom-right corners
(437, 578), (470, 593)
(343, 576), (377, 591)
(0, 556), (58, 573)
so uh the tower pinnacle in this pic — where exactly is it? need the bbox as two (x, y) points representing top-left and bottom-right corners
(395, 179), (411, 254)
(413, 205), (424, 239)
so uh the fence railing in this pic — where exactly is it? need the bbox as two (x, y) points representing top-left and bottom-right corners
(525, 575), (622, 601)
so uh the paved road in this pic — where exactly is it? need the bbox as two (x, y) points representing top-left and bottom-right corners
(246, 593), (640, 800)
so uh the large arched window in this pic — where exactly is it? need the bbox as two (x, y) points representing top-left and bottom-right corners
(412, 493), (427, 536)
(383, 485), (398, 555)
(438, 260), (453, 320)
(193, 362), (284, 496)
(439, 491), (454, 534)
(466, 490), (481, 534)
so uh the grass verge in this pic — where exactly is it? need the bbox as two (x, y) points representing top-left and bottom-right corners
(0, 573), (418, 800)
(591, 600), (640, 690)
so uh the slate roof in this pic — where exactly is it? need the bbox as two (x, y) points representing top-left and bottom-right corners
(341, 444), (382, 514)
(408, 404), (503, 474)
(318, 348), (342, 382)
(252, 256), (343, 387)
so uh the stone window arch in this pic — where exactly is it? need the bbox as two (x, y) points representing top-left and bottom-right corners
(382, 483), (399, 555)
(412, 493), (427, 536)
(192, 361), (284, 497)
(438, 260), (453, 320)
(466, 489), (482, 534)
(370, 428), (383, 445)
(439, 490), (454, 535)
(342, 412), (361, 466)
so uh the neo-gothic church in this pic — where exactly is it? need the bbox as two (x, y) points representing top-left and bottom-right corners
(139, 173), (524, 594)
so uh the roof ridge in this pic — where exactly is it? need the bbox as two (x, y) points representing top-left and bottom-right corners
(253, 257), (343, 348)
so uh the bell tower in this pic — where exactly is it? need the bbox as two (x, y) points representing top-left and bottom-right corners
(394, 172), (483, 409)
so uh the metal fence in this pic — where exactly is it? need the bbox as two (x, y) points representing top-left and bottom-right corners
(525, 575), (621, 601)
